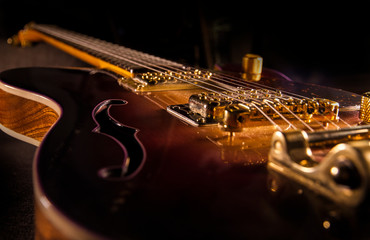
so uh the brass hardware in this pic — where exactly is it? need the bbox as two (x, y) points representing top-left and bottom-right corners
(242, 54), (263, 81)
(360, 92), (370, 123)
(268, 129), (370, 206)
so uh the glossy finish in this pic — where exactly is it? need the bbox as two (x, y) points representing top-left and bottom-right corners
(0, 67), (368, 239)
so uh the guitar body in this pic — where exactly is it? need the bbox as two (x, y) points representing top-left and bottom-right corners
(0, 66), (367, 239)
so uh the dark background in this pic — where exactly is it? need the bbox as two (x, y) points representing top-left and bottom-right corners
(1, 1), (370, 93)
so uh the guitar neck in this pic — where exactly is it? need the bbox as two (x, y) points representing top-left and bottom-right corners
(15, 23), (222, 92)
(13, 23), (183, 79)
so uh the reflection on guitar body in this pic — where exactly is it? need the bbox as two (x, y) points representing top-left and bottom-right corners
(0, 23), (369, 239)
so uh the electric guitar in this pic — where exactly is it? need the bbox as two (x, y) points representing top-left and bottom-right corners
(2, 23), (370, 239)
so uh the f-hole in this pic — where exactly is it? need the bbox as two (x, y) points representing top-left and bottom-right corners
(92, 99), (146, 181)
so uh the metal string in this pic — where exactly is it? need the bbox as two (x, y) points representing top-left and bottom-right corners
(33, 24), (352, 132)
(33, 24), (343, 132)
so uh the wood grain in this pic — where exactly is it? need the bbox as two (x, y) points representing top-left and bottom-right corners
(0, 88), (59, 142)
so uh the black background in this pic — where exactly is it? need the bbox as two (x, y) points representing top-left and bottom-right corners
(1, 1), (370, 93)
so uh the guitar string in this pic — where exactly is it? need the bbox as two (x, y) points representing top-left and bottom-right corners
(34, 24), (348, 132)
(339, 118), (352, 127)
(185, 69), (338, 131)
(86, 32), (347, 131)
(34, 24), (346, 132)
(33, 24), (287, 131)
(145, 62), (332, 131)
(34, 24), (345, 132)
(32, 25), (339, 106)
(49, 26), (353, 131)
(35, 25), (370, 159)
(37, 24), (318, 104)
(35, 25), (292, 99)
(55, 26), (314, 131)
(60, 28), (328, 131)
(182, 67), (350, 129)
(118, 48), (344, 131)
(203, 70), (350, 129)
(156, 58), (350, 130)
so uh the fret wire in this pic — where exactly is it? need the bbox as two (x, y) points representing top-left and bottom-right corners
(35, 25), (172, 70)
(34, 24), (182, 69)
(36, 25), (244, 94)
(47, 26), (246, 101)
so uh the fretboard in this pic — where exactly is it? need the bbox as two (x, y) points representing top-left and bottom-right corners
(32, 24), (184, 75)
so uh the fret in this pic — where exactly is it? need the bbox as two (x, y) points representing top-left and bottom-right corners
(32, 24), (184, 73)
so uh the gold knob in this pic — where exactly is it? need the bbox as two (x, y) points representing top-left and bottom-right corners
(242, 53), (263, 81)
(360, 92), (370, 123)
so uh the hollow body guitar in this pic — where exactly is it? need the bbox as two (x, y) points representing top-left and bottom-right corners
(1, 24), (369, 239)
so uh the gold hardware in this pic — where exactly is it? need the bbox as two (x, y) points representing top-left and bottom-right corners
(119, 69), (212, 92)
(137, 69), (212, 85)
(268, 129), (370, 206)
(188, 92), (231, 121)
(360, 92), (370, 123)
(179, 90), (340, 131)
(242, 54), (263, 81)
(222, 103), (253, 132)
